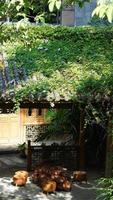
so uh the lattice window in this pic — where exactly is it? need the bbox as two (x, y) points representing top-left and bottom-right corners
(26, 124), (49, 145)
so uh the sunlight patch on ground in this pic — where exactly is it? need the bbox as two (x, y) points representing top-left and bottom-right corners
(0, 177), (73, 200)
(73, 182), (96, 190)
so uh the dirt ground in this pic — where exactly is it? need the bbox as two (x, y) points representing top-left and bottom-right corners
(0, 153), (100, 200)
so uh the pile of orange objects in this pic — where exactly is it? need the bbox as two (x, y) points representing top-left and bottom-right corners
(31, 164), (72, 194)
(12, 166), (87, 195)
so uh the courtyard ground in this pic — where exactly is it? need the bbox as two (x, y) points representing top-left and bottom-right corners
(0, 153), (100, 200)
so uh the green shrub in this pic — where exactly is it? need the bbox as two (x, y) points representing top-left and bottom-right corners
(96, 178), (113, 200)
(1, 24), (113, 43)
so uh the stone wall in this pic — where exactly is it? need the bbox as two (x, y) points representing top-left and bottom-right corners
(75, 0), (96, 26)
(61, 0), (96, 26)
(61, 6), (75, 26)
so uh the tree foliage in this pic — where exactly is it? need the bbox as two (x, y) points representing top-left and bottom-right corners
(36, 107), (79, 141)
(1, 0), (113, 23)
(0, 0), (59, 24)
(48, 0), (90, 12)
(92, 0), (113, 23)
(48, 0), (113, 23)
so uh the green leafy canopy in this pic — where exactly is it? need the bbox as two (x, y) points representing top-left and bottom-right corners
(0, 25), (113, 126)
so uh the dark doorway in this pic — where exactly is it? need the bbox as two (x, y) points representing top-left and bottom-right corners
(85, 122), (107, 171)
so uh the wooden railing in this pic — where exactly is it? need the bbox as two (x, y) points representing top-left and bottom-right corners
(27, 140), (80, 171)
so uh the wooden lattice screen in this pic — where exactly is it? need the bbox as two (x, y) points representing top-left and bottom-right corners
(27, 140), (80, 171)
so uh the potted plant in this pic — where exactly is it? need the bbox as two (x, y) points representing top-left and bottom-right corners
(17, 142), (27, 158)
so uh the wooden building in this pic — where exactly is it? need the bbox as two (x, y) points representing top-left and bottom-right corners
(0, 59), (73, 148)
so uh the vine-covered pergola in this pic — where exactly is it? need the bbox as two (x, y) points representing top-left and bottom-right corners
(0, 24), (113, 177)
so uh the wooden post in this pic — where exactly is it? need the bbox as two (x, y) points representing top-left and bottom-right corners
(79, 107), (85, 170)
(27, 140), (32, 172)
(105, 114), (113, 177)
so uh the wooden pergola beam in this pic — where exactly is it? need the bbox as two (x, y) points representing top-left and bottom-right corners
(20, 101), (73, 109)
(0, 100), (73, 109)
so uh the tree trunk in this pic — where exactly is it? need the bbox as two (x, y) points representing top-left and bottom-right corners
(105, 114), (113, 177)
(79, 107), (85, 170)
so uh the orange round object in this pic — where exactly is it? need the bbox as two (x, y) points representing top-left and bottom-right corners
(41, 180), (56, 194)
(73, 171), (87, 183)
(15, 170), (28, 178)
(13, 174), (27, 186)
